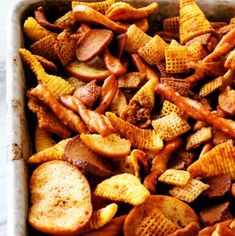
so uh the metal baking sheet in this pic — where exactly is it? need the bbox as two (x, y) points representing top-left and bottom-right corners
(6, 0), (235, 235)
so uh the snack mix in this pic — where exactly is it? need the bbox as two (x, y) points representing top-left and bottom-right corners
(20, 0), (235, 235)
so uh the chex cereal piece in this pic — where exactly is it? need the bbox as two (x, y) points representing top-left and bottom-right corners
(90, 203), (118, 229)
(169, 151), (195, 170)
(160, 78), (190, 97)
(169, 179), (209, 202)
(160, 100), (188, 119)
(179, 0), (214, 44)
(72, 0), (115, 14)
(106, 112), (163, 152)
(30, 34), (58, 60)
(23, 16), (53, 42)
(187, 140), (235, 180)
(199, 77), (223, 97)
(124, 24), (151, 53)
(186, 127), (212, 150)
(152, 112), (190, 141)
(165, 42), (189, 73)
(54, 11), (73, 29)
(187, 41), (207, 61)
(28, 139), (71, 164)
(35, 125), (56, 153)
(157, 60), (172, 78)
(54, 30), (76, 66)
(138, 35), (167, 65)
(135, 208), (180, 236)
(163, 16), (180, 33)
(94, 173), (150, 205)
(158, 169), (191, 187)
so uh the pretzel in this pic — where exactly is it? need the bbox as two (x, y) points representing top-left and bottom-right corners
(105, 2), (158, 21)
(60, 95), (115, 136)
(72, 5), (127, 34)
(28, 85), (88, 134)
(143, 138), (182, 193)
(155, 83), (235, 138)
(34, 6), (63, 31)
(103, 49), (126, 77)
(95, 75), (118, 114)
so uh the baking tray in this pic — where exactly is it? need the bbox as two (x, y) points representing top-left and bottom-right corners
(6, 0), (235, 235)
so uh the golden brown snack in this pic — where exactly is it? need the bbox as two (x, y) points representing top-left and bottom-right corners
(144, 138), (182, 193)
(105, 2), (158, 21)
(218, 86), (235, 116)
(61, 96), (115, 137)
(80, 133), (131, 159)
(169, 222), (200, 236)
(34, 55), (58, 73)
(199, 142), (213, 158)
(155, 83), (235, 138)
(118, 72), (146, 89)
(28, 85), (88, 134)
(109, 89), (127, 116)
(160, 100), (187, 119)
(72, 5), (127, 33)
(232, 183), (235, 197)
(76, 29), (113, 62)
(94, 173), (150, 205)
(124, 195), (199, 236)
(95, 75), (118, 114)
(54, 11), (74, 29)
(106, 112), (163, 152)
(28, 161), (92, 235)
(163, 16), (180, 33)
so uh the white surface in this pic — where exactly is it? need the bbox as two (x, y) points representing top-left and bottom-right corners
(0, 0), (16, 235)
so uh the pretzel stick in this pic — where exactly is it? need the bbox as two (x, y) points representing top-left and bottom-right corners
(155, 83), (235, 138)
(203, 26), (235, 62)
(143, 138), (182, 193)
(28, 85), (88, 134)
(60, 95), (115, 136)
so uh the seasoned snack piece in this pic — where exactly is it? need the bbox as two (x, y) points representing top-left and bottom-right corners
(105, 2), (158, 21)
(81, 215), (126, 236)
(124, 195), (199, 236)
(138, 35), (167, 65)
(169, 151), (195, 170)
(34, 125), (56, 153)
(121, 78), (157, 128)
(179, 0), (214, 44)
(187, 140), (235, 180)
(169, 179), (209, 203)
(152, 112), (190, 141)
(106, 112), (163, 152)
(187, 41), (207, 61)
(28, 85), (88, 134)
(232, 184), (235, 197)
(165, 42), (189, 73)
(30, 34), (58, 60)
(124, 24), (151, 53)
(34, 6), (63, 31)
(199, 142), (213, 158)
(118, 72), (146, 89)
(66, 59), (111, 82)
(28, 139), (70, 164)
(68, 77), (86, 89)
(54, 11), (74, 29)
(225, 48), (235, 70)
(199, 76), (223, 97)
(54, 30), (76, 66)
(20, 49), (74, 97)
(72, 0), (115, 14)
(95, 75), (118, 114)
(76, 29), (113, 62)
(160, 78), (190, 97)
(158, 169), (191, 187)
(200, 202), (233, 226)
(219, 86), (235, 116)
(203, 174), (232, 198)
(103, 49), (126, 77)
(34, 55), (58, 73)
(163, 16), (180, 33)
(212, 223), (235, 236)
(144, 138), (182, 193)
(23, 16), (53, 42)
(80, 133), (131, 159)
(160, 100), (187, 119)
(155, 83), (235, 138)
(109, 89), (127, 116)
(28, 161), (92, 235)
(94, 173), (150, 205)
(116, 33), (127, 59)
(72, 5), (127, 34)
(64, 136), (114, 177)
(186, 127), (212, 150)
(169, 222), (200, 236)
(90, 203), (118, 229)
(28, 98), (72, 139)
